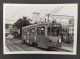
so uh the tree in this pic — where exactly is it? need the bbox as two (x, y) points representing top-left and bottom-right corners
(13, 16), (31, 38)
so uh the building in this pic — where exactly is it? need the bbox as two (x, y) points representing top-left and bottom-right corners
(5, 24), (13, 36)
(68, 18), (74, 35)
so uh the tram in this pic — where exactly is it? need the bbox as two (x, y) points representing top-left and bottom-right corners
(22, 22), (62, 48)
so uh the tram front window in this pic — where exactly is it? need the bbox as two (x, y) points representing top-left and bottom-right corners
(41, 27), (45, 35)
(51, 27), (59, 36)
(47, 27), (59, 36)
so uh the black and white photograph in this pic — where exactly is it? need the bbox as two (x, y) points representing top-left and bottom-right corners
(3, 3), (78, 55)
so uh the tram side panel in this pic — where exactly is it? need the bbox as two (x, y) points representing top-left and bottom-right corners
(29, 27), (49, 48)
(22, 27), (49, 48)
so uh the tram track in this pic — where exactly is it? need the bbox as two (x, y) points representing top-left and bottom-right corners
(6, 39), (72, 52)
(24, 43), (72, 52)
(6, 40), (23, 51)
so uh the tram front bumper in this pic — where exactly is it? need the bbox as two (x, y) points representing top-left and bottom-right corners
(48, 41), (62, 48)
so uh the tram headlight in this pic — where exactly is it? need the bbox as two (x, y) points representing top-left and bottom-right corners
(59, 38), (61, 43)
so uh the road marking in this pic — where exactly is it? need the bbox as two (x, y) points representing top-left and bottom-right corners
(6, 40), (23, 51)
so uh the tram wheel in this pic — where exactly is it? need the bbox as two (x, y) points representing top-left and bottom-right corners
(32, 43), (38, 47)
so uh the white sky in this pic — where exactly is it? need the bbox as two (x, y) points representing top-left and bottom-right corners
(3, 4), (77, 24)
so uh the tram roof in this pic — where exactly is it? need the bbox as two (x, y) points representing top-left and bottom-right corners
(22, 22), (61, 29)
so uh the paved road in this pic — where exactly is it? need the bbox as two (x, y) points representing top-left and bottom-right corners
(6, 39), (43, 51)
(5, 37), (73, 52)
(5, 46), (10, 52)
(61, 42), (73, 52)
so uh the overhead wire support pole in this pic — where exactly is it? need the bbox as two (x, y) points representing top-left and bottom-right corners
(40, 6), (64, 22)
(40, 6), (61, 22)
(47, 14), (50, 22)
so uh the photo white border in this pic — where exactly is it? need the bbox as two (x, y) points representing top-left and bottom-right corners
(3, 3), (78, 55)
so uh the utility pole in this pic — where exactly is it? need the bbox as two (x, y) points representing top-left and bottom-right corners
(47, 14), (50, 22)
(45, 18), (46, 22)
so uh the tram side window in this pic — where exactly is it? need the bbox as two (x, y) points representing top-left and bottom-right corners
(37, 27), (41, 35)
(26, 29), (30, 35)
(26, 29), (28, 35)
(24, 29), (27, 35)
(31, 28), (35, 35)
(41, 27), (45, 35)
(47, 27), (50, 36)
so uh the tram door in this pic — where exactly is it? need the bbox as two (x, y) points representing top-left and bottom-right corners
(26, 29), (30, 43)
